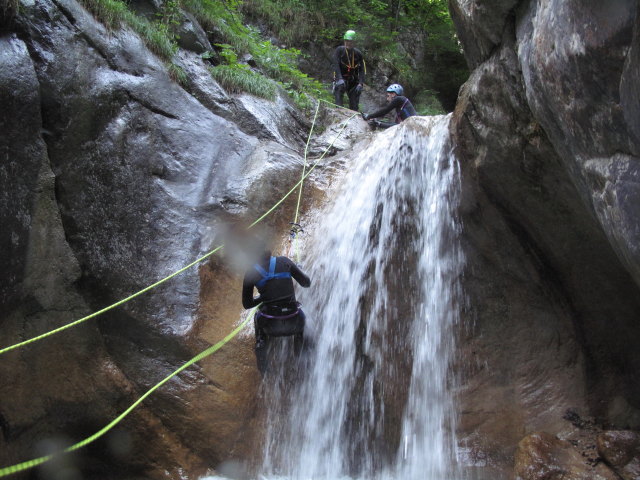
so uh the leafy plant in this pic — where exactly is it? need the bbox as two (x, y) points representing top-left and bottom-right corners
(168, 63), (188, 85)
(80, 0), (177, 59)
(209, 64), (277, 99)
(182, 0), (253, 52)
(156, 0), (183, 32)
(239, 0), (468, 111)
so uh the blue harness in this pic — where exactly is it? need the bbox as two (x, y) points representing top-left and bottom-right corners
(254, 256), (291, 289)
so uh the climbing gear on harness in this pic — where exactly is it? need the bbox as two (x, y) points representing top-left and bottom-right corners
(0, 107), (356, 357)
(255, 305), (305, 338)
(257, 308), (300, 320)
(340, 48), (360, 81)
(387, 83), (404, 95)
(396, 98), (410, 123)
(343, 30), (356, 40)
(254, 256), (292, 288)
(0, 101), (359, 478)
(289, 222), (304, 240)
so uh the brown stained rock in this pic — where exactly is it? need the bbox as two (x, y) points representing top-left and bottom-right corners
(597, 430), (640, 480)
(0, 0), (368, 477)
(514, 432), (618, 480)
(449, 1), (640, 477)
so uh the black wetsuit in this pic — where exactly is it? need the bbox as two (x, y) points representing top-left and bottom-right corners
(243, 255), (311, 373)
(368, 95), (417, 128)
(333, 45), (366, 111)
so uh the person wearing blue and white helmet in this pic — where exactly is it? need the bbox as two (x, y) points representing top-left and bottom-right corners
(362, 83), (417, 128)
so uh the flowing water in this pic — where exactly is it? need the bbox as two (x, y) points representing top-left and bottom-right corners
(216, 114), (464, 480)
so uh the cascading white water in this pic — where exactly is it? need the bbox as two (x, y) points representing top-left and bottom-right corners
(255, 114), (465, 480)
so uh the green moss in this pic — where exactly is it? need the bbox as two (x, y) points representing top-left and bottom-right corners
(167, 63), (188, 86)
(78, 0), (336, 105)
(209, 65), (277, 100)
(181, 0), (252, 53)
(80, 0), (177, 61)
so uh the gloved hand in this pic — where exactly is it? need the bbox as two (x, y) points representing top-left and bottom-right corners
(361, 113), (370, 121)
(355, 84), (363, 93)
(335, 79), (345, 87)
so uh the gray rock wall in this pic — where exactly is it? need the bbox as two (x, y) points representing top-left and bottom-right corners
(0, 0), (364, 476)
(449, 0), (640, 477)
(4, 0), (638, 477)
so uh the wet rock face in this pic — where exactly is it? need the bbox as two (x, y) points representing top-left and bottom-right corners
(597, 430), (640, 480)
(449, 0), (640, 477)
(448, 0), (519, 69)
(514, 432), (618, 480)
(0, 36), (46, 311)
(0, 0), (365, 477)
(516, 0), (640, 286)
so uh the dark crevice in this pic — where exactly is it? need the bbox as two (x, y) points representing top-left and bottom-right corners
(126, 91), (179, 119)
(51, 0), (78, 26)
(0, 410), (9, 440)
(77, 29), (118, 68)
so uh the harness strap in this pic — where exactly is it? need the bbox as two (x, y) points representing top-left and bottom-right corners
(257, 308), (300, 320)
(340, 47), (361, 76)
(396, 98), (409, 123)
(255, 256), (292, 289)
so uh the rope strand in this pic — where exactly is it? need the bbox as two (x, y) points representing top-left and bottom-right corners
(0, 109), (358, 357)
(0, 104), (359, 476)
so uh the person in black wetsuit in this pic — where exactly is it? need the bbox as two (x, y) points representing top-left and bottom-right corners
(242, 249), (311, 374)
(361, 83), (417, 128)
(333, 29), (366, 111)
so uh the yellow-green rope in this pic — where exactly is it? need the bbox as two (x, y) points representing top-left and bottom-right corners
(291, 101), (321, 263)
(0, 109), (358, 357)
(248, 111), (358, 229)
(0, 309), (256, 478)
(0, 101), (361, 477)
(0, 246), (223, 355)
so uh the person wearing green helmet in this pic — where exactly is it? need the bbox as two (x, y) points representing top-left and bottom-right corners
(333, 29), (366, 111)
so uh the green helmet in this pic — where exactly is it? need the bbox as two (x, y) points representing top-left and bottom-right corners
(343, 30), (356, 41)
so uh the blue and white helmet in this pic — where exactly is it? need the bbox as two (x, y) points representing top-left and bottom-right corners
(386, 83), (404, 95)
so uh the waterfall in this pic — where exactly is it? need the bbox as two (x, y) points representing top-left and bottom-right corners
(248, 114), (465, 480)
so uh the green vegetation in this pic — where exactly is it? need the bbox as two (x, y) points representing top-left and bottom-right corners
(80, 0), (178, 65)
(181, 0), (253, 53)
(74, 0), (466, 113)
(241, 0), (468, 111)
(209, 64), (277, 99)
(78, 0), (329, 108)
(167, 63), (188, 84)
(183, 0), (331, 107)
